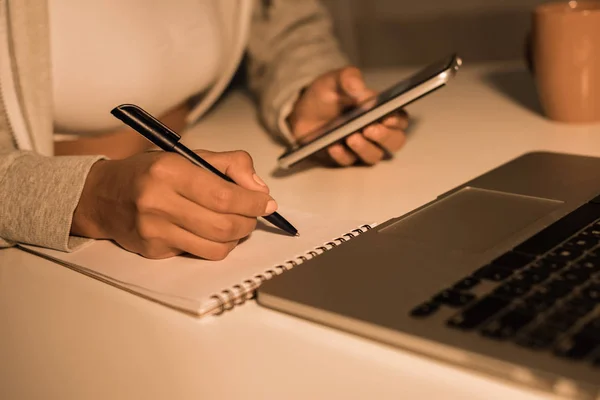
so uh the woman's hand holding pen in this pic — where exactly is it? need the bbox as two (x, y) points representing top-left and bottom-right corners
(71, 150), (277, 260)
(289, 66), (409, 166)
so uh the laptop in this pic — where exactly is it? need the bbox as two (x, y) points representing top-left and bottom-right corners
(257, 151), (600, 399)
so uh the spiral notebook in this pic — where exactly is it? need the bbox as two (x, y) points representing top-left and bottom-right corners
(21, 208), (374, 316)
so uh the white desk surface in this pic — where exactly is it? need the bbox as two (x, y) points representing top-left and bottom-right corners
(2, 62), (599, 399)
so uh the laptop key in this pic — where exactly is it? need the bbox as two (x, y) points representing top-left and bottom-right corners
(510, 271), (543, 287)
(518, 266), (551, 284)
(581, 230), (600, 250)
(519, 291), (556, 313)
(474, 265), (513, 281)
(447, 296), (510, 330)
(547, 246), (584, 263)
(577, 254), (600, 273)
(531, 258), (569, 273)
(453, 276), (480, 291)
(410, 301), (440, 318)
(566, 262), (597, 275)
(514, 203), (600, 256)
(554, 334), (600, 360)
(493, 280), (532, 299)
(580, 283), (600, 303)
(544, 310), (582, 331)
(558, 266), (593, 285)
(516, 324), (563, 349)
(564, 234), (600, 251)
(581, 227), (600, 238)
(480, 309), (535, 339)
(536, 279), (574, 299)
(434, 289), (475, 307)
(560, 296), (597, 316)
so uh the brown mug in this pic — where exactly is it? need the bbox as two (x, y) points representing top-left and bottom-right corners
(528, 1), (600, 124)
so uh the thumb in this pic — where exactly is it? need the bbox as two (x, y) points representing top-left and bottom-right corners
(197, 150), (270, 194)
(338, 66), (372, 103)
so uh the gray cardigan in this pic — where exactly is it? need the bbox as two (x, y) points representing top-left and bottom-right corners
(0, 0), (348, 251)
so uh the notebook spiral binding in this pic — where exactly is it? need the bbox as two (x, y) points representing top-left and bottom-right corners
(209, 224), (373, 315)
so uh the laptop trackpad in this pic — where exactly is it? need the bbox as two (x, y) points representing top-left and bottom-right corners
(380, 187), (563, 253)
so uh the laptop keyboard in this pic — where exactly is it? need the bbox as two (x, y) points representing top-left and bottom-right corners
(410, 197), (600, 365)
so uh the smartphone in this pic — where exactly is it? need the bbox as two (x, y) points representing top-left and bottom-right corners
(277, 53), (462, 169)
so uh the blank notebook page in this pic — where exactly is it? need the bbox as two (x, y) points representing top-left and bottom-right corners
(23, 207), (372, 316)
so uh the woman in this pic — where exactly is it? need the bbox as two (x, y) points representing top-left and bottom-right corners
(0, 0), (408, 259)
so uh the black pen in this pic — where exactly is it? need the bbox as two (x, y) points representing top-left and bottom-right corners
(110, 104), (299, 236)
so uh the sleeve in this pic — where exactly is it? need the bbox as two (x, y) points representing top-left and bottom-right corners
(246, 0), (350, 145)
(0, 150), (105, 251)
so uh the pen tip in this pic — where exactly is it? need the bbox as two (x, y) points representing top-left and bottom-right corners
(295, 233), (300, 237)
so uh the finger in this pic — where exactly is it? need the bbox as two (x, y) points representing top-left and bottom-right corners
(195, 150), (270, 194)
(291, 68), (375, 138)
(294, 73), (354, 125)
(381, 111), (409, 130)
(163, 223), (239, 260)
(363, 124), (406, 154)
(158, 192), (258, 242)
(132, 215), (240, 260)
(338, 66), (374, 103)
(326, 143), (357, 166)
(174, 169), (276, 218)
(345, 133), (385, 165)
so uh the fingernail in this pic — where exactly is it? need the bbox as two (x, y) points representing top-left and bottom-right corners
(253, 173), (267, 187)
(264, 200), (278, 215)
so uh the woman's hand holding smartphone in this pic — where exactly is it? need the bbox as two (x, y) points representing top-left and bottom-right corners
(278, 54), (462, 169)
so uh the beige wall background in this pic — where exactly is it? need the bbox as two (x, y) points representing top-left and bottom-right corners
(321, 0), (552, 67)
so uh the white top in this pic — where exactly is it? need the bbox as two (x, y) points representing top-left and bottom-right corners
(49, 0), (224, 135)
